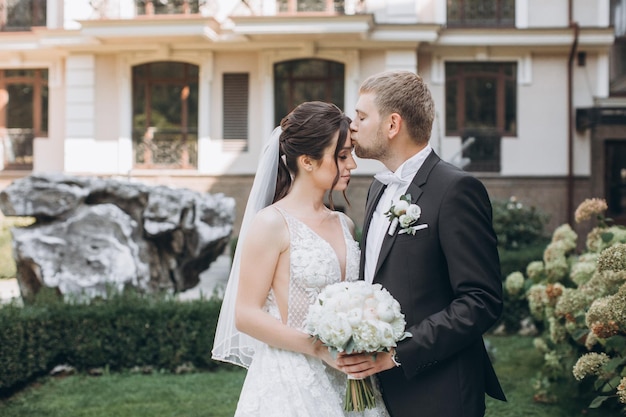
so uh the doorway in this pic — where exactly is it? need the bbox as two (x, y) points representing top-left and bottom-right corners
(605, 140), (626, 224)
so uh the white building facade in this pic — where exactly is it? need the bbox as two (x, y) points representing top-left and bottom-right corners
(0, 0), (624, 232)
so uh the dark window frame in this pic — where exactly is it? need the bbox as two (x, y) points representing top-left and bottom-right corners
(447, 0), (515, 28)
(0, 0), (46, 32)
(0, 68), (48, 170)
(131, 61), (199, 169)
(445, 61), (517, 137)
(273, 58), (345, 127)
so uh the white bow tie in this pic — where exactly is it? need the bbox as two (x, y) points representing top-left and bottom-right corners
(374, 171), (411, 186)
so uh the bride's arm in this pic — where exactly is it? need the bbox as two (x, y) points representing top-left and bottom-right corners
(234, 207), (339, 369)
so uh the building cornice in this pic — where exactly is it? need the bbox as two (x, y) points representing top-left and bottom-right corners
(437, 27), (615, 48)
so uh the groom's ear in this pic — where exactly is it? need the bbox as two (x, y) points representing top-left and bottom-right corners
(388, 113), (402, 139)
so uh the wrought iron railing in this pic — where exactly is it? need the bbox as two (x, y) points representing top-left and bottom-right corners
(447, 0), (515, 28)
(133, 128), (198, 169)
(277, 0), (348, 14)
(0, 0), (46, 32)
(2, 128), (34, 170)
(135, 0), (207, 15)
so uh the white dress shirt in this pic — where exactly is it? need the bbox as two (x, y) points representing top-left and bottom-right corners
(364, 145), (432, 284)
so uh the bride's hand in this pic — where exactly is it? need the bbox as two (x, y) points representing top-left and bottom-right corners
(336, 351), (396, 378)
(312, 340), (345, 372)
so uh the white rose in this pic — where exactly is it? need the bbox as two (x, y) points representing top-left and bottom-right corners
(399, 214), (413, 228)
(406, 204), (421, 220)
(391, 317), (408, 339)
(346, 307), (363, 326)
(318, 313), (352, 350)
(353, 321), (378, 352)
(375, 322), (396, 348)
(376, 300), (396, 323)
(393, 200), (409, 216)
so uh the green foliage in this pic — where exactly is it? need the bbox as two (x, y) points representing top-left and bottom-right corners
(0, 291), (226, 394)
(0, 335), (616, 417)
(499, 239), (549, 278)
(0, 370), (246, 417)
(492, 197), (549, 250)
(497, 241), (549, 332)
(509, 198), (626, 414)
(0, 216), (35, 279)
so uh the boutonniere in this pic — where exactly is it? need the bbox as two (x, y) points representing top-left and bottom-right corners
(385, 194), (425, 236)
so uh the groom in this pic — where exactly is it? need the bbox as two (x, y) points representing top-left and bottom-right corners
(338, 70), (507, 417)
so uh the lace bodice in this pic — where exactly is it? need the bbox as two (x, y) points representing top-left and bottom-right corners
(235, 207), (389, 417)
(272, 207), (361, 331)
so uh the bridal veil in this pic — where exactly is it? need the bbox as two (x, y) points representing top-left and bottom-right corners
(211, 126), (281, 368)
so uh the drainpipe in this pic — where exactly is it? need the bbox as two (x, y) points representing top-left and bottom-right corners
(567, 0), (579, 225)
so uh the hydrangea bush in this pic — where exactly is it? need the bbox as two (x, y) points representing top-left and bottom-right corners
(503, 198), (626, 411)
(492, 196), (549, 250)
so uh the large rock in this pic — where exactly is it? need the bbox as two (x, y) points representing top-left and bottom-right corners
(0, 174), (235, 301)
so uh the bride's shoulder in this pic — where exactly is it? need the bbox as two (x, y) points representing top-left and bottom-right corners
(251, 205), (288, 229)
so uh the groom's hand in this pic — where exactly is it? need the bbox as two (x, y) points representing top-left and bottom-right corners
(336, 351), (396, 378)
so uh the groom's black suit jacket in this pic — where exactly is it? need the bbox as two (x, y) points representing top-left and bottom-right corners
(360, 151), (506, 417)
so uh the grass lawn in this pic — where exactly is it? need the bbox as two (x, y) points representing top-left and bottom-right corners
(0, 335), (622, 416)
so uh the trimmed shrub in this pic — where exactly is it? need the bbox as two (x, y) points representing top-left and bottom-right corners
(0, 292), (225, 394)
(492, 197), (549, 250)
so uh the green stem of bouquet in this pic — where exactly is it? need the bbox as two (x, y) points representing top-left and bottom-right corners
(344, 377), (376, 412)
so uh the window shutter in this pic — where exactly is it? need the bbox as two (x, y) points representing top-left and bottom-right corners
(223, 73), (249, 150)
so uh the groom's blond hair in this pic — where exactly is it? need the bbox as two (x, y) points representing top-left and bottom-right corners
(359, 70), (435, 145)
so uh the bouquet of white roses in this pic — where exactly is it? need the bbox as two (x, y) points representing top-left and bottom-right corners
(305, 280), (411, 411)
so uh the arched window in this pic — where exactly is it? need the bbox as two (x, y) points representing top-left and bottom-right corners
(132, 61), (198, 169)
(0, 68), (48, 170)
(274, 59), (345, 126)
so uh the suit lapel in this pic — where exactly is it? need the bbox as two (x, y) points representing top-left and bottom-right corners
(359, 181), (386, 280)
(373, 151), (441, 281)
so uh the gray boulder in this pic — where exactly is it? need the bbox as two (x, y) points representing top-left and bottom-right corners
(0, 174), (235, 301)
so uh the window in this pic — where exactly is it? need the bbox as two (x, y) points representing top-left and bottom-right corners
(274, 59), (345, 127)
(277, 0), (345, 14)
(446, 62), (517, 172)
(223, 73), (249, 150)
(610, 0), (626, 95)
(135, 0), (205, 15)
(447, 0), (515, 27)
(132, 62), (199, 169)
(0, 0), (46, 31)
(605, 141), (626, 222)
(0, 69), (48, 170)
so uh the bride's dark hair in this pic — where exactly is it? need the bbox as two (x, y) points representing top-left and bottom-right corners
(273, 101), (352, 208)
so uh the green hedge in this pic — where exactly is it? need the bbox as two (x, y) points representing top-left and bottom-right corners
(498, 239), (549, 278)
(0, 293), (225, 393)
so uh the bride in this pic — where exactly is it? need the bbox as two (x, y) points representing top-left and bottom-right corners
(212, 101), (389, 416)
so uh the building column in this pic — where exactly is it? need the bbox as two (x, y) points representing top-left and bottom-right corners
(64, 54), (96, 173)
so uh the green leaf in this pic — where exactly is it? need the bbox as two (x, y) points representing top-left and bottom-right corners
(589, 395), (611, 408)
(604, 357), (626, 372)
(605, 336), (626, 353)
(608, 375), (622, 389)
(571, 329), (588, 343)
(601, 232), (614, 243)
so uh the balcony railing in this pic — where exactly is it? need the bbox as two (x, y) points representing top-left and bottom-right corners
(0, 0), (46, 32)
(133, 128), (198, 169)
(277, 0), (348, 14)
(2, 128), (34, 170)
(447, 0), (515, 28)
(135, 0), (207, 15)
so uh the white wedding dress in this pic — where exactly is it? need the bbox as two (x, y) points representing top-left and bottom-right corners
(234, 207), (390, 417)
